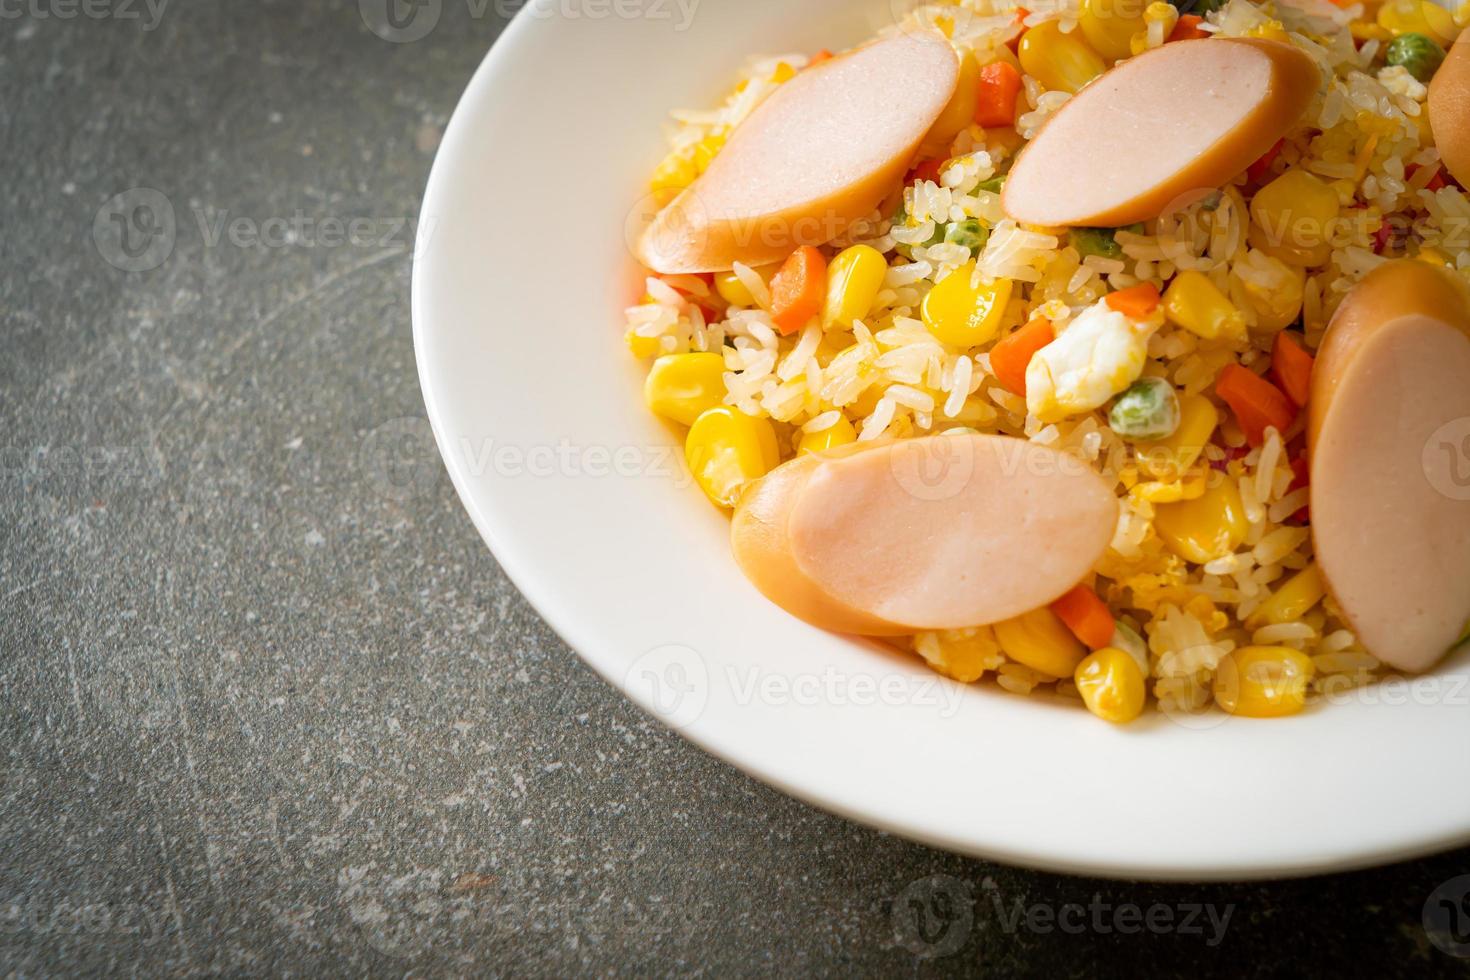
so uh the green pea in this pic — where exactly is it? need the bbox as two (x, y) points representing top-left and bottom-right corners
(1072, 227), (1123, 260)
(1109, 377), (1182, 441)
(1386, 32), (1446, 83)
(975, 176), (1006, 195)
(944, 219), (990, 251)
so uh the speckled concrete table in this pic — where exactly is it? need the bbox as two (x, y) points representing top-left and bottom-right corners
(3, 2), (1470, 975)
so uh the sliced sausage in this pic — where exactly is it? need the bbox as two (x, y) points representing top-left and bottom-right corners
(1429, 35), (1470, 189)
(1310, 260), (1470, 674)
(636, 32), (959, 274)
(1003, 38), (1319, 228)
(730, 434), (1119, 635)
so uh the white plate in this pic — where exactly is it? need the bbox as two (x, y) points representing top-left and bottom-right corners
(414, 0), (1470, 879)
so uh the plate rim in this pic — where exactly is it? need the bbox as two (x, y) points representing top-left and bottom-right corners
(412, 1), (1470, 881)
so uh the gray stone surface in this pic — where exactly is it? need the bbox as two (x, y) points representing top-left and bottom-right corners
(2, 1), (1470, 975)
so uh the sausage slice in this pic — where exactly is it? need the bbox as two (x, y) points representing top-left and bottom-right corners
(730, 434), (1118, 635)
(1003, 38), (1319, 228)
(1429, 35), (1470, 189)
(637, 32), (959, 274)
(1310, 261), (1470, 674)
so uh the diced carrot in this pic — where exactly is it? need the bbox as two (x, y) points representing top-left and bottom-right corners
(1105, 283), (1162, 319)
(808, 49), (834, 67)
(1408, 163), (1449, 192)
(989, 317), (1054, 397)
(1247, 139), (1284, 183)
(910, 157), (946, 185)
(1271, 331), (1314, 408)
(1216, 364), (1297, 447)
(974, 61), (1023, 129)
(769, 246), (827, 335)
(1168, 14), (1209, 42)
(1051, 584), (1116, 650)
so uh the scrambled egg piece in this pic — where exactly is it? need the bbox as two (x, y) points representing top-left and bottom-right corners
(1026, 298), (1161, 422)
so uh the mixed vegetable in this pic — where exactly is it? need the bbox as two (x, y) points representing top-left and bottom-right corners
(630, 0), (1470, 724)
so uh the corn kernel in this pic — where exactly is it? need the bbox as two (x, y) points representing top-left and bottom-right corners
(922, 54), (981, 156)
(1163, 271), (1247, 342)
(649, 147), (698, 194)
(1214, 646), (1315, 718)
(1143, 1), (1179, 41)
(1249, 170), (1341, 268)
(916, 627), (1003, 684)
(1246, 564), (1326, 630)
(645, 353), (727, 427)
(627, 331), (664, 359)
(1377, 0), (1457, 45)
(995, 608), (1088, 680)
(1245, 19), (1290, 43)
(1237, 253), (1305, 333)
(798, 416), (857, 455)
(1153, 475), (1248, 564)
(1019, 21), (1106, 94)
(922, 262), (1013, 348)
(715, 263), (778, 308)
(1137, 393), (1219, 481)
(1351, 21), (1393, 43)
(715, 272), (754, 308)
(824, 245), (889, 329)
(685, 407), (778, 508)
(690, 131), (727, 174)
(1080, 0), (1149, 62)
(769, 61), (796, 84)
(1074, 647), (1147, 724)
(1418, 247), (1452, 268)
(1132, 469), (1208, 504)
